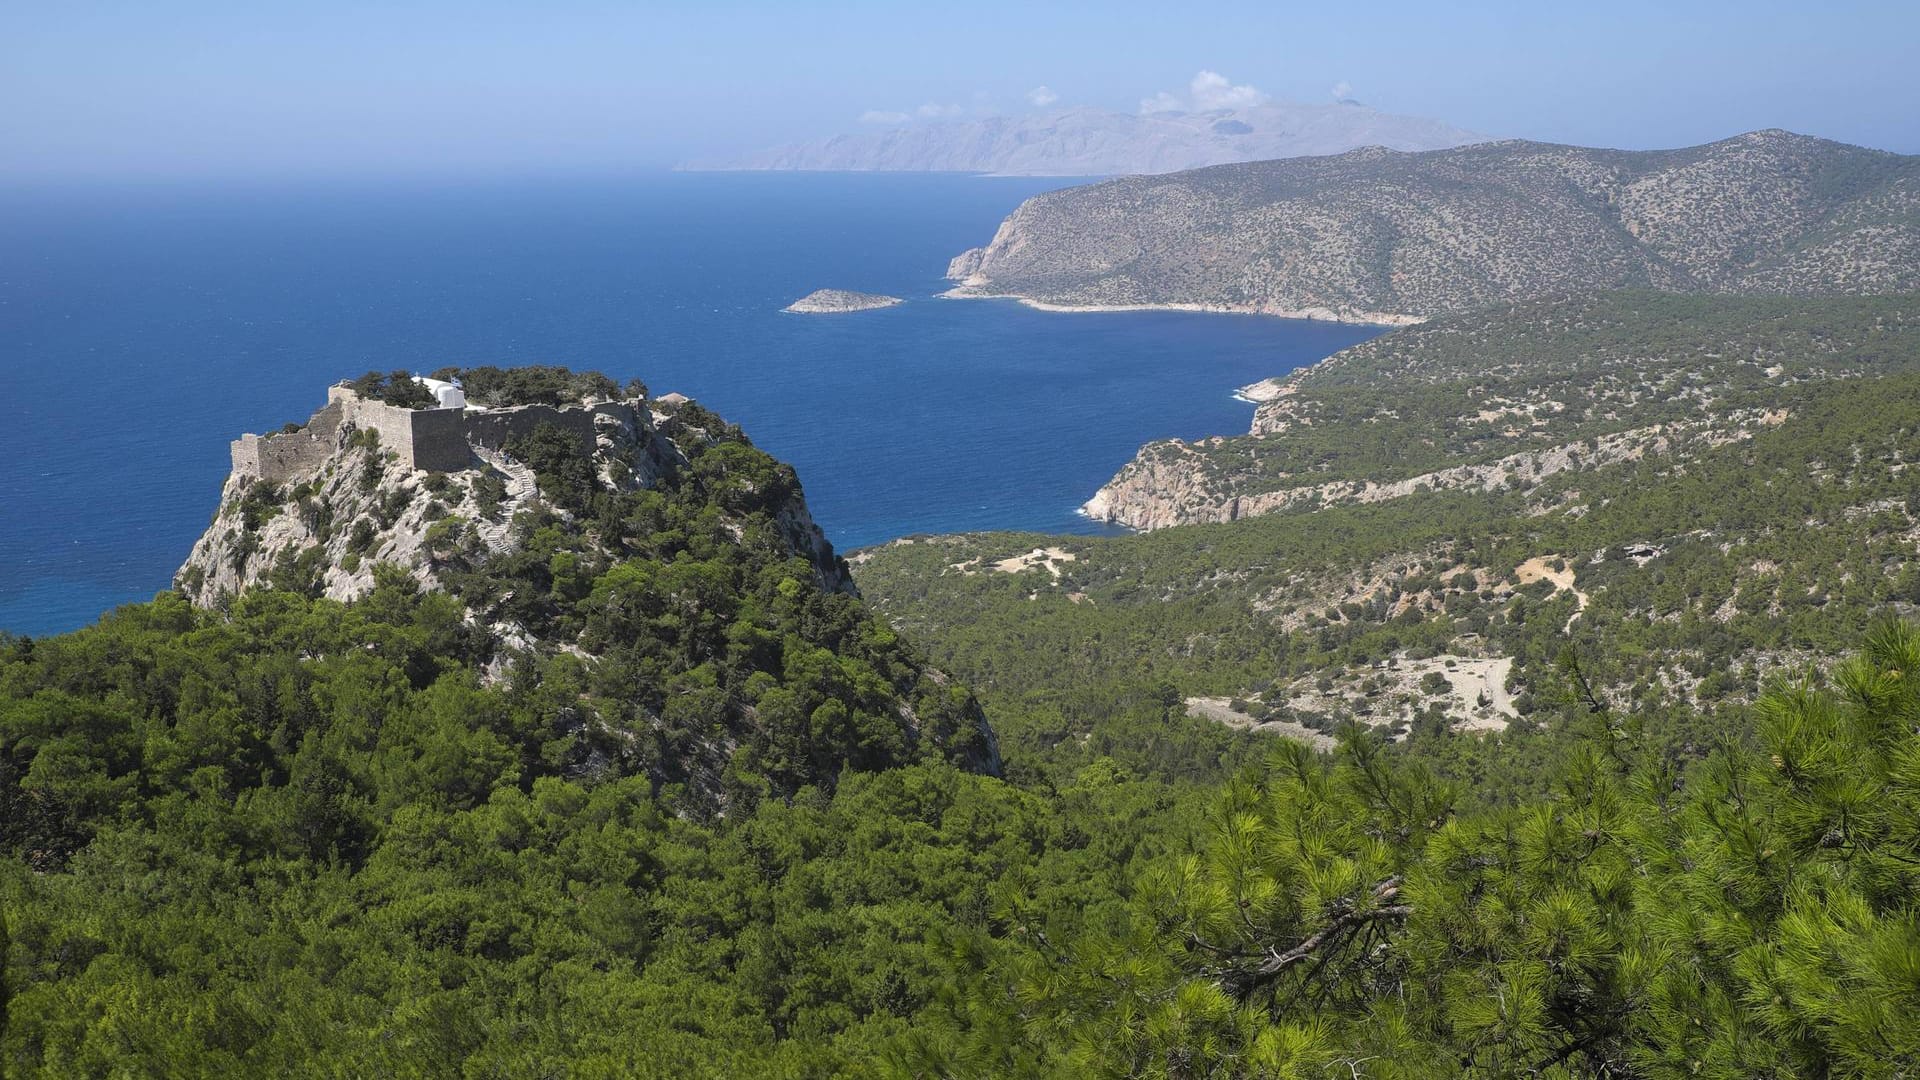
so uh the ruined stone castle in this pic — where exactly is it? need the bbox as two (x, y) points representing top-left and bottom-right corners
(231, 379), (645, 483)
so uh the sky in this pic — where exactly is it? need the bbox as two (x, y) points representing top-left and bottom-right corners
(2, 0), (1915, 181)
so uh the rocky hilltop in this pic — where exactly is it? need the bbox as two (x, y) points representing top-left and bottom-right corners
(1083, 292), (1920, 530)
(683, 101), (1486, 177)
(783, 288), (903, 313)
(180, 373), (849, 613)
(176, 366), (998, 809)
(947, 130), (1920, 322)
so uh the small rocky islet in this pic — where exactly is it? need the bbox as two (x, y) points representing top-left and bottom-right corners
(782, 288), (904, 313)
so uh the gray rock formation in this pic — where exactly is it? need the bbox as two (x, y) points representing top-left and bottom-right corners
(783, 288), (903, 313)
(947, 130), (1920, 323)
(684, 102), (1487, 176)
(177, 383), (851, 615)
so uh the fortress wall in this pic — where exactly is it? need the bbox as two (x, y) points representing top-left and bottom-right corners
(327, 386), (473, 472)
(232, 437), (263, 478)
(342, 397), (421, 465)
(408, 408), (472, 471)
(232, 401), (345, 483)
(239, 385), (646, 480)
(462, 402), (620, 458)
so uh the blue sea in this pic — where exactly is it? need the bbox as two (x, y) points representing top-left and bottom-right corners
(0, 173), (1381, 637)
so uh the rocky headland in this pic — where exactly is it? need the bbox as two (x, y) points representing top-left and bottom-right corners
(178, 375), (852, 630)
(1080, 292), (1920, 530)
(946, 130), (1920, 324)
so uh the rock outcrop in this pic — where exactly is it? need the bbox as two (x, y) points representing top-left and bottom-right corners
(783, 288), (903, 313)
(174, 371), (1001, 812)
(947, 131), (1920, 322)
(178, 382), (851, 616)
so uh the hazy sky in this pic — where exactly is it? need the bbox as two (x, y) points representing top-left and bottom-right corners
(3, 0), (1914, 181)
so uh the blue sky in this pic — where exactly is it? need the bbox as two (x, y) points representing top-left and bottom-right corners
(2, 0), (1914, 180)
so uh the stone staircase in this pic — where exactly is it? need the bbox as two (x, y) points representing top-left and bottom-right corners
(471, 448), (539, 553)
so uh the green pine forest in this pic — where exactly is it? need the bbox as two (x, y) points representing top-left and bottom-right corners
(6, 293), (1920, 1077)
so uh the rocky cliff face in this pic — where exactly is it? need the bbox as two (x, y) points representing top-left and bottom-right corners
(947, 131), (1920, 322)
(179, 386), (851, 636)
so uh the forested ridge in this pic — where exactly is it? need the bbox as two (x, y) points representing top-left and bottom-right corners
(7, 316), (1920, 1077)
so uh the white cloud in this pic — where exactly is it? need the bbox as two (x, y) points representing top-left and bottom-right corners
(916, 102), (964, 119)
(1189, 70), (1267, 110)
(1139, 90), (1183, 114)
(1140, 70), (1268, 114)
(1330, 81), (1354, 101)
(859, 110), (909, 125)
(1027, 85), (1059, 108)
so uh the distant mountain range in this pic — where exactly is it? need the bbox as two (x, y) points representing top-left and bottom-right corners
(945, 130), (1920, 323)
(681, 101), (1488, 176)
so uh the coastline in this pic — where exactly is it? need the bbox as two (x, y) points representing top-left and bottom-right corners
(937, 286), (1421, 329)
(1233, 377), (1302, 404)
(936, 283), (1396, 528)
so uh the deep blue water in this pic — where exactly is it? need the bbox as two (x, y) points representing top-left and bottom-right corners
(0, 173), (1381, 637)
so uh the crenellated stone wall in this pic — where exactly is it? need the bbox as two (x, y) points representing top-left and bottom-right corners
(232, 384), (645, 483)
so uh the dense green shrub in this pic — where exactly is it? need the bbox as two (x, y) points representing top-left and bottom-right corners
(347, 369), (436, 409)
(446, 364), (619, 407)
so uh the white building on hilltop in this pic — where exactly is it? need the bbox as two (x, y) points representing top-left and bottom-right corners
(415, 376), (467, 410)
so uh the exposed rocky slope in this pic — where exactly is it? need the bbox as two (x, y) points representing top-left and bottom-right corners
(783, 288), (903, 313)
(177, 370), (999, 809)
(683, 101), (1485, 176)
(180, 384), (849, 613)
(947, 131), (1920, 321)
(1083, 292), (1920, 530)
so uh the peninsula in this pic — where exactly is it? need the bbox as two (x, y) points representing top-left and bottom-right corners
(783, 288), (904, 314)
(945, 130), (1920, 323)
(1078, 291), (1920, 531)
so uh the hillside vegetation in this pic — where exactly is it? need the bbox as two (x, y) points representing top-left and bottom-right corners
(1085, 292), (1920, 529)
(864, 298), (1920, 745)
(947, 131), (1920, 322)
(7, 324), (1920, 1076)
(178, 379), (1000, 816)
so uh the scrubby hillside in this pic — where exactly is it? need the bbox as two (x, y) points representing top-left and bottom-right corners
(1085, 292), (1920, 530)
(860, 296), (1920, 749)
(166, 367), (999, 813)
(8, 341), (1920, 1075)
(894, 624), (1920, 1077)
(946, 131), (1920, 321)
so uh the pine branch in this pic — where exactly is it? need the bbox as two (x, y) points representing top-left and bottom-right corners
(1218, 877), (1411, 1000)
